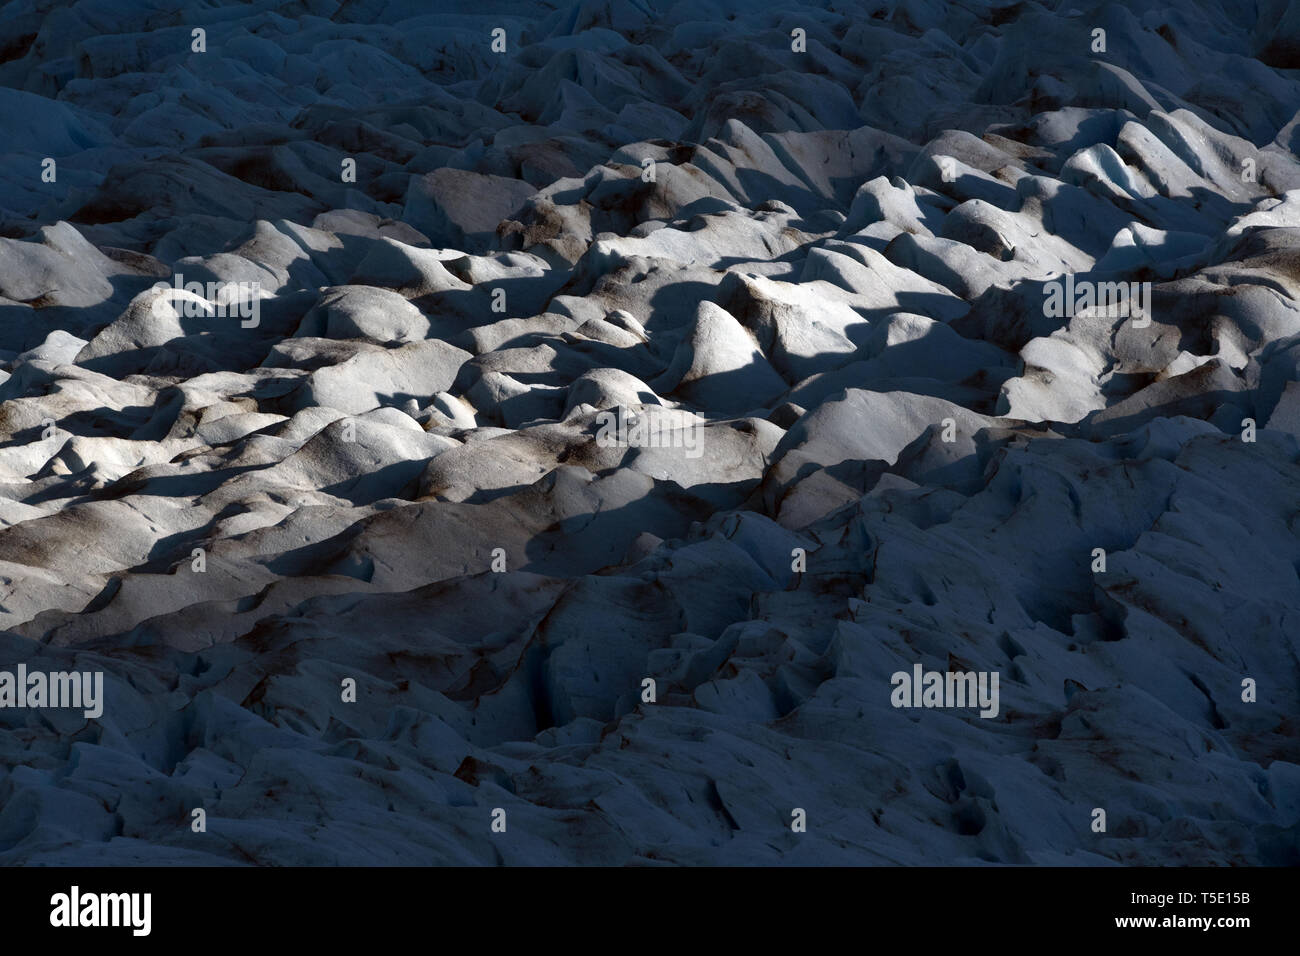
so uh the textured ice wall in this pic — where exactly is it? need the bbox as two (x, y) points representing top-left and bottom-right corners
(0, 0), (1298, 864)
